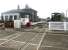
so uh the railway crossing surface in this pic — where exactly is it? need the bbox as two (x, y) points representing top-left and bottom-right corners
(0, 27), (66, 50)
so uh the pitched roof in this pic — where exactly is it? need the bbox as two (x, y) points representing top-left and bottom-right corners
(2, 8), (37, 14)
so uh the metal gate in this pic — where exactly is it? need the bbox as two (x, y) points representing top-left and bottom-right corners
(4, 21), (14, 28)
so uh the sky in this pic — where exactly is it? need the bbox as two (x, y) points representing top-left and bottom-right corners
(0, 0), (68, 18)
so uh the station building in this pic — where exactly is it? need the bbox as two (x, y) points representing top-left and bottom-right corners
(1, 5), (39, 22)
(0, 5), (39, 28)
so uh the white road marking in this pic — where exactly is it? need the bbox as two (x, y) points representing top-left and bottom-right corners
(11, 40), (26, 44)
(21, 43), (30, 50)
(21, 33), (41, 50)
(64, 35), (68, 36)
(20, 43), (38, 50)
(21, 29), (46, 50)
(29, 43), (38, 46)
(41, 45), (66, 49)
(0, 28), (47, 50)
(11, 39), (38, 46)
(41, 46), (53, 47)
(4, 33), (19, 39)
(0, 39), (7, 40)
(30, 33), (39, 41)
(48, 34), (64, 35)
(37, 29), (46, 50)
(0, 33), (21, 46)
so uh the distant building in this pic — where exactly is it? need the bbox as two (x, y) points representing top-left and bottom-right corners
(1, 5), (39, 22)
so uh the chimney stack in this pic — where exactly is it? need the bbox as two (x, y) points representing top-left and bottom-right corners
(17, 4), (20, 10)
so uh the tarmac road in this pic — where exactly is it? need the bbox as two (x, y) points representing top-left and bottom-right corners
(39, 31), (67, 50)
(0, 28), (67, 50)
(0, 28), (46, 50)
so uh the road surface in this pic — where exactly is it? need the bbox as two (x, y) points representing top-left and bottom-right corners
(0, 28), (67, 50)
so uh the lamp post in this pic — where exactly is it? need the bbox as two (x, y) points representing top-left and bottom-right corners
(66, 9), (68, 17)
(64, 9), (68, 22)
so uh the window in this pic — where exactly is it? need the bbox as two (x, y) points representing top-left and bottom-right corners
(9, 15), (13, 21)
(14, 15), (17, 20)
(25, 15), (29, 18)
(5, 16), (8, 21)
(1, 16), (4, 21)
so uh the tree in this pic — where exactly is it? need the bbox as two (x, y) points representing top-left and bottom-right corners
(51, 13), (64, 21)
(46, 17), (50, 22)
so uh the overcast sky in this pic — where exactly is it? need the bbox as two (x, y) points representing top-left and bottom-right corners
(0, 0), (68, 18)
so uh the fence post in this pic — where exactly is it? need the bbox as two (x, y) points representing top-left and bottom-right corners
(64, 22), (66, 31)
(49, 22), (50, 30)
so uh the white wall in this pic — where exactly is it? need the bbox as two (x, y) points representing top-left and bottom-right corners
(49, 22), (68, 31)
(14, 20), (21, 28)
(21, 18), (29, 25)
(2, 13), (20, 21)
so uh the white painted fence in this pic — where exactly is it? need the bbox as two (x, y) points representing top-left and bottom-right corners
(49, 22), (68, 30)
(14, 20), (21, 28)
